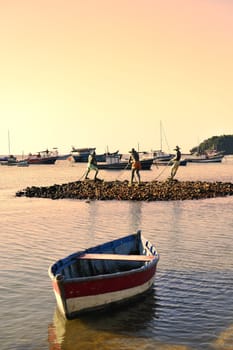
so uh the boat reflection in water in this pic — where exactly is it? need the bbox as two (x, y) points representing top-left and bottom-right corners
(48, 284), (233, 350)
(48, 289), (161, 350)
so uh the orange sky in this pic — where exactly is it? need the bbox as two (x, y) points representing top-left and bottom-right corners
(0, 0), (232, 154)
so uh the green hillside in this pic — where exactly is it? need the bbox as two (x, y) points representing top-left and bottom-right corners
(190, 135), (233, 155)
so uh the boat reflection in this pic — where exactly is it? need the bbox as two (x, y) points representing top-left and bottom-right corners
(48, 289), (159, 350)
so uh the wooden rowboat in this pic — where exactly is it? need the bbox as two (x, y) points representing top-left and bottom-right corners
(48, 230), (159, 319)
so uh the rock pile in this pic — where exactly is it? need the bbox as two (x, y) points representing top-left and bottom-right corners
(16, 179), (233, 201)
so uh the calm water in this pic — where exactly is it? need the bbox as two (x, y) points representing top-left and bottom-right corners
(1, 159), (233, 350)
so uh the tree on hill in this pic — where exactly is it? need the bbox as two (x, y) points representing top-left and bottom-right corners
(190, 135), (233, 155)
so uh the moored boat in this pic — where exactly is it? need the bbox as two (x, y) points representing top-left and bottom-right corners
(71, 147), (96, 162)
(152, 150), (173, 163)
(184, 151), (224, 163)
(1, 155), (18, 166)
(97, 154), (154, 170)
(1, 155), (29, 166)
(23, 149), (58, 164)
(70, 147), (120, 163)
(0, 156), (9, 162)
(48, 230), (159, 319)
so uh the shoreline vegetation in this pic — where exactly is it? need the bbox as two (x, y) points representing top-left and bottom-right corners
(16, 180), (233, 201)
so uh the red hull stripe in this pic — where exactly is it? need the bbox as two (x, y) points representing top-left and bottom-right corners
(62, 265), (157, 299)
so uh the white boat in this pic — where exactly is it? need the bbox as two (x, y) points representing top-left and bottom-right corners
(185, 151), (224, 163)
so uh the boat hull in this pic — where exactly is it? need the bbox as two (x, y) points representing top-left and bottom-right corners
(1, 156), (18, 166)
(48, 231), (159, 319)
(26, 156), (57, 164)
(0, 156), (9, 162)
(57, 154), (71, 160)
(72, 154), (106, 162)
(71, 151), (120, 163)
(97, 159), (153, 170)
(53, 265), (156, 319)
(185, 157), (223, 163)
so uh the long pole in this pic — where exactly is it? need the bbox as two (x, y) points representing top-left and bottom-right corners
(8, 130), (11, 155)
(160, 120), (162, 151)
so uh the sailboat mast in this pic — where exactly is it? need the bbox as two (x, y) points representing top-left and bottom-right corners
(160, 121), (162, 151)
(8, 130), (11, 155)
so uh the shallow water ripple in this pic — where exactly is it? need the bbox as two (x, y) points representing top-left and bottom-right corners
(0, 163), (233, 349)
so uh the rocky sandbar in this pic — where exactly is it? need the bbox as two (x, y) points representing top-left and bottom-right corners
(16, 179), (233, 201)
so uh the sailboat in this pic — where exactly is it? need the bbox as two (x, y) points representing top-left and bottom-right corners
(151, 122), (187, 166)
(1, 131), (29, 166)
(152, 121), (173, 163)
(1, 131), (17, 166)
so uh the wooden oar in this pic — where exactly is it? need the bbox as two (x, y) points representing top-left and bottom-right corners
(77, 253), (155, 262)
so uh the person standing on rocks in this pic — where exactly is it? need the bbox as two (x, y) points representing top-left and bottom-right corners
(85, 150), (99, 181)
(128, 148), (141, 185)
(169, 145), (181, 180)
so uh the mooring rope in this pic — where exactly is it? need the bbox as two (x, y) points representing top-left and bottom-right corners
(152, 160), (172, 181)
(115, 162), (130, 181)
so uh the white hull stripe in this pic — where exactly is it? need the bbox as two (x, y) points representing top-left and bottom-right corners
(66, 277), (154, 315)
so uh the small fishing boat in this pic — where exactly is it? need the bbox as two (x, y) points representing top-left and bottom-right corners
(1, 155), (18, 166)
(0, 156), (9, 162)
(70, 147), (96, 162)
(70, 147), (120, 163)
(97, 154), (154, 170)
(152, 150), (173, 163)
(184, 151), (224, 163)
(1, 156), (29, 167)
(0, 131), (17, 165)
(48, 230), (159, 319)
(23, 149), (58, 164)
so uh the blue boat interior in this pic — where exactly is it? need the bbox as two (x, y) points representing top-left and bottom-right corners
(51, 231), (155, 279)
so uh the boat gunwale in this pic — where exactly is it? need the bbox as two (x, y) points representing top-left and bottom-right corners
(48, 232), (159, 283)
(48, 253), (159, 283)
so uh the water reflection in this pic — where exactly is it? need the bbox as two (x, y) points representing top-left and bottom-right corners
(48, 289), (156, 350)
(48, 287), (193, 350)
(128, 201), (143, 232)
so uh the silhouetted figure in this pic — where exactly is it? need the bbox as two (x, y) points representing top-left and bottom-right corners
(85, 151), (99, 181)
(128, 148), (141, 185)
(170, 145), (181, 180)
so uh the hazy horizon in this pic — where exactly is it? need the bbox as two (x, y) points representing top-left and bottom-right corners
(1, 0), (232, 155)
